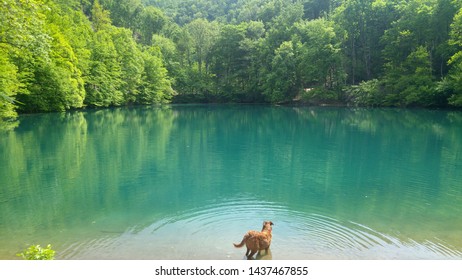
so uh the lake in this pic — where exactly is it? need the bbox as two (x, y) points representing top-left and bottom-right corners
(1, 105), (461, 259)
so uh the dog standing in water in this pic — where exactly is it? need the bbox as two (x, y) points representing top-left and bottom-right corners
(233, 221), (274, 259)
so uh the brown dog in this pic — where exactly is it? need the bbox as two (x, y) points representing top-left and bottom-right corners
(233, 221), (274, 259)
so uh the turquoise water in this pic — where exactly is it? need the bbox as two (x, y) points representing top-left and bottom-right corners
(1, 105), (461, 259)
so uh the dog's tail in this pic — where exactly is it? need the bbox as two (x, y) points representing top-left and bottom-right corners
(233, 235), (248, 248)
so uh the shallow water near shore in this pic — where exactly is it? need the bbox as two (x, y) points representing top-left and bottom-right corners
(1, 105), (461, 259)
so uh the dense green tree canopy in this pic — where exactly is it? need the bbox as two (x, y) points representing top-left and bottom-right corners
(0, 0), (172, 126)
(1, 0), (462, 126)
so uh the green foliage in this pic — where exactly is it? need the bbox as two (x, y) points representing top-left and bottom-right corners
(446, 7), (462, 106)
(446, 54), (462, 106)
(100, 0), (143, 28)
(383, 46), (437, 106)
(138, 46), (173, 103)
(333, 0), (393, 83)
(2, 0), (462, 116)
(263, 41), (298, 103)
(295, 18), (344, 90)
(345, 79), (383, 107)
(1, 0), (51, 103)
(1, 0), (175, 117)
(301, 87), (342, 105)
(112, 28), (144, 103)
(451, 7), (462, 46)
(17, 244), (55, 260)
(186, 19), (220, 74)
(26, 13), (85, 112)
(85, 29), (123, 107)
(152, 34), (179, 73)
(0, 49), (19, 120)
(92, 0), (112, 31)
(379, 0), (460, 107)
(138, 6), (167, 45)
(211, 23), (259, 100)
(166, 18), (220, 96)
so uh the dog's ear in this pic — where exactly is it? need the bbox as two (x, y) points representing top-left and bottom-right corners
(270, 221), (274, 226)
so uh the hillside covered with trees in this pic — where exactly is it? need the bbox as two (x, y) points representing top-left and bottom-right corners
(1, 0), (462, 122)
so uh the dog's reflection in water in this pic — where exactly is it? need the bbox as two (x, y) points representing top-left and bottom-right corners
(233, 221), (274, 260)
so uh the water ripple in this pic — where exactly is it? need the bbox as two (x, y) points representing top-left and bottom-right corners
(59, 198), (462, 259)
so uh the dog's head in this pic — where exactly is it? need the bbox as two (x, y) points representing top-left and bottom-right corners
(262, 221), (274, 231)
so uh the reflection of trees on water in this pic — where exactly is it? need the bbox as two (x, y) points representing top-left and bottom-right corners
(290, 107), (462, 241)
(1, 106), (461, 248)
(0, 106), (176, 234)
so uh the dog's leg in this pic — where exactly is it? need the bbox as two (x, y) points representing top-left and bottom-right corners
(247, 249), (258, 260)
(245, 248), (250, 257)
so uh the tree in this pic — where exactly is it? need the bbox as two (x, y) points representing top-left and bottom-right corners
(100, 0), (143, 29)
(136, 6), (167, 45)
(5, 0), (86, 112)
(432, 0), (460, 78)
(3, 0), (462, 111)
(111, 28), (144, 104)
(302, 0), (341, 20)
(0, 49), (19, 121)
(138, 47), (173, 104)
(333, 0), (395, 84)
(185, 19), (219, 74)
(211, 23), (248, 99)
(1, 0), (52, 111)
(20, 24), (85, 112)
(380, 0), (460, 106)
(85, 28), (123, 107)
(263, 41), (298, 103)
(446, 6), (462, 106)
(295, 18), (344, 90)
(172, 19), (220, 96)
(383, 46), (436, 106)
(152, 34), (179, 71)
(0, 0), (22, 120)
(91, 0), (112, 32)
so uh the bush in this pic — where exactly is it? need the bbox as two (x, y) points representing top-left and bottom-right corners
(301, 87), (342, 105)
(345, 79), (382, 107)
(17, 244), (55, 260)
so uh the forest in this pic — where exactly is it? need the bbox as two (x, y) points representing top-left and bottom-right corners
(1, 0), (462, 123)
